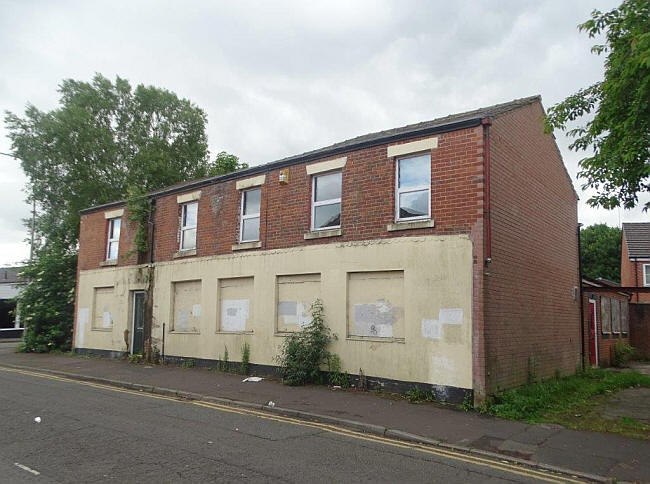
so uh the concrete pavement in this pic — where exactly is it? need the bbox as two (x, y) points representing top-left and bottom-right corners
(1, 345), (648, 482)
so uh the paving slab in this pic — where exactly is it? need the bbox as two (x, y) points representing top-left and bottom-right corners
(599, 387), (650, 425)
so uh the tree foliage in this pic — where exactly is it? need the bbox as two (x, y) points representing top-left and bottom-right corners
(545, 0), (650, 210)
(580, 223), (622, 282)
(4, 74), (246, 351)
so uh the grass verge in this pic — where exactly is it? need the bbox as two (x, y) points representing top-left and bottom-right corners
(480, 368), (650, 439)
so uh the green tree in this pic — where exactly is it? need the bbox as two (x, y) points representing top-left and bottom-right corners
(580, 223), (622, 282)
(545, 0), (650, 210)
(4, 74), (245, 351)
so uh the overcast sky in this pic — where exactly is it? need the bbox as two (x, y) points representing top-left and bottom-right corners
(1, 0), (647, 267)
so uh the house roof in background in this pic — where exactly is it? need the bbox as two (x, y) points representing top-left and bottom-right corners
(622, 222), (650, 259)
(81, 95), (542, 214)
(0, 267), (25, 284)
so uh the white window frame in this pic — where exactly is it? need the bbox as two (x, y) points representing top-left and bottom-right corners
(644, 264), (650, 287)
(239, 188), (261, 243)
(105, 217), (121, 261)
(311, 171), (342, 231)
(394, 153), (431, 222)
(180, 202), (198, 251)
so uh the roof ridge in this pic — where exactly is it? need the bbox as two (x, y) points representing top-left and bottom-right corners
(81, 94), (543, 213)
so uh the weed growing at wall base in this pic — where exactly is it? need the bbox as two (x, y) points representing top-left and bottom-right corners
(240, 342), (250, 375)
(481, 368), (650, 439)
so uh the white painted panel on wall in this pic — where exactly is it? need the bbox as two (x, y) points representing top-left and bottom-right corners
(421, 319), (441, 339)
(221, 299), (249, 332)
(439, 308), (463, 325)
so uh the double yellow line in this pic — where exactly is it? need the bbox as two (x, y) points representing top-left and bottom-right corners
(0, 366), (587, 483)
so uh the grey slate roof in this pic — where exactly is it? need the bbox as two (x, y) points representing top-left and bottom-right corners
(623, 223), (650, 259)
(82, 95), (542, 213)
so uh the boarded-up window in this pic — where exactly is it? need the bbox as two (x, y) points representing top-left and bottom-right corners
(600, 297), (611, 334)
(93, 287), (115, 329)
(276, 274), (320, 333)
(218, 277), (253, 332)
(611, 298), (621, 334)
(347, 271), (404, 339)
(621, 301), (629, 333)
(171, 280), (201, 332)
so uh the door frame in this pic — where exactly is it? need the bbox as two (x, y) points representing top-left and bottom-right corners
(588, 298), (598, 367)
(131, 290), (146, 355)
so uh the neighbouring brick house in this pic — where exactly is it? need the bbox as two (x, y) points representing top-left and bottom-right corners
(73, 96), (581, 402)
(621, 222), (650, 304)
(582, 278), (631, 367)
(621, 222), (650, 358)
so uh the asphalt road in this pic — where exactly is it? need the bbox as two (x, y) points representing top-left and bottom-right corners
(0, 366), (581, 483)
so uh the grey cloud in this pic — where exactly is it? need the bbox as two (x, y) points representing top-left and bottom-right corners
(0, 0), (647, 266)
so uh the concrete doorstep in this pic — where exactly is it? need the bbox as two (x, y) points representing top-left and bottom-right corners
(0, 361), (616, 483)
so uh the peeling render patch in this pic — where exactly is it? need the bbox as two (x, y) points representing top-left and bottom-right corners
(421, 319), (441, 339)
(353, 300), (394, 338)
(221, 299), (249, 332)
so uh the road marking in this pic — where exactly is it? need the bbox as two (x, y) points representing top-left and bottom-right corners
(0, 366), (586, 483)
(14, 462), (40, 475)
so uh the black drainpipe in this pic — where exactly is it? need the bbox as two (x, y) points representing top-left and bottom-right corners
(577, 224), (585, 370)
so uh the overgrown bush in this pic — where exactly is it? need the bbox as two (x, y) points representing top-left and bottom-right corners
(612, 340), (636, 367)
(277, 299), (335, 386)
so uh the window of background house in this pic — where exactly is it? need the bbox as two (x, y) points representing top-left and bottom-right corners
(611, 298), (621, 334)
(644, 264), (650, 286)
(600, 296), (611, 334)
(240, 188), (261, 242)
(106, 217), (121, 260)
(395, 153), (431, 221)
(180, 202), (198, 250)
(312, 171), (341, 230)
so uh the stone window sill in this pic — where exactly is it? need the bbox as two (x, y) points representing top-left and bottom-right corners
(215, 330), (254, 335)
(387, 219), (434, 232)
(169, 330), (200, 335)
(173, 249), (197, 259)
(303, 228), (342, 240)
(346, 336), (405, 344)
(100, 259), (118, 267)
(91, 328), (113, 332)
(232, 241), (262, 251)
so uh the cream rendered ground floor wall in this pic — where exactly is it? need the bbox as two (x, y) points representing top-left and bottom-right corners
(74, 235), (474, 398)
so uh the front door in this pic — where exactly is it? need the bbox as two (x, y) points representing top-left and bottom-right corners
(132, 292), (146, 355)
(588, 299), (598, 367)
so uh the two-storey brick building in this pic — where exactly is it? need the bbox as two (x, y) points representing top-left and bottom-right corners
(73, 96), (581, 402)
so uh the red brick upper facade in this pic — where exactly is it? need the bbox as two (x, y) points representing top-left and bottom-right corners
(79, 110), (493, 271)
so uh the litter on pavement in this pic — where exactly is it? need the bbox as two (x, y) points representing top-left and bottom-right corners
(242, 376), (264, 382)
